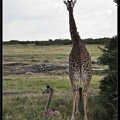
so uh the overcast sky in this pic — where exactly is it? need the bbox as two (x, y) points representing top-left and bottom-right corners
(3, 0), (117, 41)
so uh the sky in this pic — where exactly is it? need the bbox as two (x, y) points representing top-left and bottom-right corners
(3, 0), (117, 41)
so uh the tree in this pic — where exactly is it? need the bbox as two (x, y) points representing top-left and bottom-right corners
(98, 35), (118, 119)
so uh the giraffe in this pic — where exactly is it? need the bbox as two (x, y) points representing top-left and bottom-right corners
(63, 0), (92, 120)
(42, 85), (61, 120)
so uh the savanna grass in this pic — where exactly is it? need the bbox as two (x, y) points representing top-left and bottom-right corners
(3, 44), (107, 120)
(3, 44), (104, 64)
(3, 73), (104, 120)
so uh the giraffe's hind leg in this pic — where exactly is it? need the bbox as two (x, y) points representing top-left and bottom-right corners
(71, 83), (81, 120)
(82, 73), (92, 120)
(75, 91), (79, 115)
(83, 82), (90, 120)
(75, 90), (82, 120)
(71, 91), (76, 120)
(83, 92), (88, 120)
(70, 80), (77, 120)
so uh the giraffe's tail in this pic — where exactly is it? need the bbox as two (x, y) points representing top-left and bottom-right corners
(79, 87), (82, 103)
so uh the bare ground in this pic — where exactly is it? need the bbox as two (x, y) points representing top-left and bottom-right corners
(3, 63), (69, 76)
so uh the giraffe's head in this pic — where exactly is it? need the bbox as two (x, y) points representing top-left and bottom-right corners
(63, 0), (77, 11)
(42, 85), (53, 94)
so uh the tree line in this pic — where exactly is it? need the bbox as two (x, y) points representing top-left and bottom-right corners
(3, 37), (110, 45)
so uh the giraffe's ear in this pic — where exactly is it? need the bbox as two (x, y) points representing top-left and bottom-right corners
(73, 0), (77, 5)
(46, 85), (50, 88)
(63, 0), (67, 4)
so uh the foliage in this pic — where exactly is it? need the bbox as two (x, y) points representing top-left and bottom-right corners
(98, 36), (117, 70)
(97, 35), (118, 119)
(82, 37), (110, 45)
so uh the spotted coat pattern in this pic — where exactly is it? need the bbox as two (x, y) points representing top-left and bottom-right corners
(42, 86), (61, 120)
(64, 1), (92, 120)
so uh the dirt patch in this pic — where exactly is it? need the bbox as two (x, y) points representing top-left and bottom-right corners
(3, 63), (105, 76)
(3, 90), (40, 96)
(3, 63), (69, 76)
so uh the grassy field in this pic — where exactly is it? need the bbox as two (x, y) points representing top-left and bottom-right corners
(3, 44), (107, 120)
(3, 44), (104, 63)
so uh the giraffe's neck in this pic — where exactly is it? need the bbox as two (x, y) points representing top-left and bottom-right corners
(69, 8), (81, 45)
(45, 91), (53, 111)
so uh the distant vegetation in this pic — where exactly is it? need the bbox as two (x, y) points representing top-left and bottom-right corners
(3, 37), (110, 45)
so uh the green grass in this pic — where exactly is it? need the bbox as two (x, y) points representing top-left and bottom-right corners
(3, 74), (70, 91)
(3, 73), (104, 120)
(3, 44), (107, 120)
(3, 44), (104, 63)
(3, 73), (103, 93)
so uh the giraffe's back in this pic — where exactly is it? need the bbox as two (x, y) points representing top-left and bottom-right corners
(45, 109), (61, 119)
(69, 42), (92, 83)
